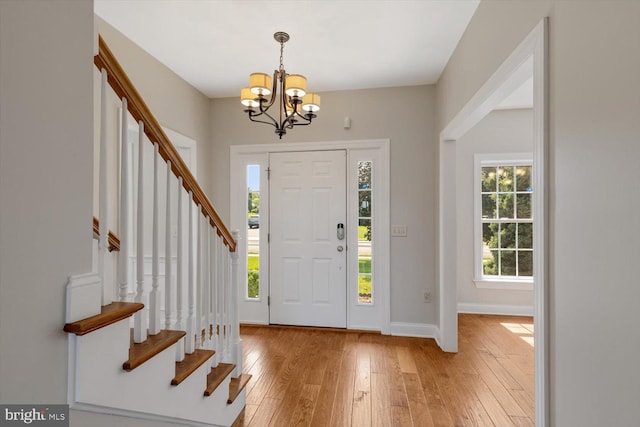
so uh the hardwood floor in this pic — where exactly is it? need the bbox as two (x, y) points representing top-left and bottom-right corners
(233, 314), (534, 426)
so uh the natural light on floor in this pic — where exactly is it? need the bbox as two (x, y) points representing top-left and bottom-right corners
(500, 321), (535, 347)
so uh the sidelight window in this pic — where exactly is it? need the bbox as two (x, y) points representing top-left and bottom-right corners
(246, 165), (260, 299)
(358, 161), (373, 304)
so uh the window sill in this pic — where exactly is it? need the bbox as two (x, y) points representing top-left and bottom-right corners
(473, 278), (533, 291)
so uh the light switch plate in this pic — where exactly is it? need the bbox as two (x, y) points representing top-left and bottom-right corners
(391, 225), (407, 237)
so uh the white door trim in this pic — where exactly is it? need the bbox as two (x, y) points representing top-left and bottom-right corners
(438, 18), (548, 426)
(230, 139), (390, 334)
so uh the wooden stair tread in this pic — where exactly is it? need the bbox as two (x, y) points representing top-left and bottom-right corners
(204, 363), (235, 396)
(172, 349), (215, 386)
(123, 329), (186, 371)
(227, 374), (252, 404)
(64, 302), (144, 336)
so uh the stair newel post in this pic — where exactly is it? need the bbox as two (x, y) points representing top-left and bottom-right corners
(118, 97), (130, 302)
(210, 226), (219, 368)
(148, 142), (162, 335)
(98, 68), (112, 306)
(230, 230), (242, 373)
(185, 191), (196, 354)
(133, 120), (148, 343)
(175, 177), (185, 361)
(164, 160), (173, 330)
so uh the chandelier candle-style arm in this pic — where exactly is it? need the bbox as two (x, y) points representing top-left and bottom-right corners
(240, 31), (320, 139)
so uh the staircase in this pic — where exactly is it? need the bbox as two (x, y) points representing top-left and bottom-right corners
(63, 36), (249, 426)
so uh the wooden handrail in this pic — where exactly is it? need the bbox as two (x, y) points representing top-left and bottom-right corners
(93, 216), (121, 252)
(94, 35), (236, 252)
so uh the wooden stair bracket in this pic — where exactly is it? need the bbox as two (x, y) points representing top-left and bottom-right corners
(64, 302), (143, 336)
(204, 363), (235, 397)
(123, 330), (186, 371)
(228, 374), (252, 404)
(172, 349), (215, 386)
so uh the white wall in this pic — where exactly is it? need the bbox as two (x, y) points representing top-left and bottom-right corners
(456, 109), (534, 311)
(0, 0), (93, 406)
(211, 86), (439, 326)
(437, 1), (640, 425)
(96, 17), (214, 197)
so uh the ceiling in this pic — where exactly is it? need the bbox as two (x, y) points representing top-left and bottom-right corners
(95, 0), (480, 99)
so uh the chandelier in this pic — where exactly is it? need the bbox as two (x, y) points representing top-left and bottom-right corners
(240, 31), (321, 139)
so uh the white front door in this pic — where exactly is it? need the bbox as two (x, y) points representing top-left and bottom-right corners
(269, 150), (347, 327)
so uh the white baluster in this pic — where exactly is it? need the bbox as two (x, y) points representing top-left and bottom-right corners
(185, 192), (196, 354)
(133, 121), (147, 343)
(98, 68), (111, 306)
(165, 160), (172, 330)
(118, 97), (129, 302)
(230, 230), (242, 373)
(224, 246), (233, 363)
(195, 205), (202, 349)
(149, 142), (161, 335)
(175, 177), (185, 361)
(203, 218), (211, 357)
(216, 237), (226, 362)
(210, 226), (219, 368)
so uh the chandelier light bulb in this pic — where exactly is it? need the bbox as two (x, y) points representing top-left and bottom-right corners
(249, 73), (272, 96)
(284, 74), (307, 98)
(240, 87), (260, 107)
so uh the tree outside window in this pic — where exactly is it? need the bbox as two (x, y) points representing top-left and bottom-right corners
(481, 163), (533, 278)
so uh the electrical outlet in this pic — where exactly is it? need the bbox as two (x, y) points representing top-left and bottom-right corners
(423, 291), (432, 303)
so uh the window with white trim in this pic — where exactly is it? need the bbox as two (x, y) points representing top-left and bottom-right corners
(475, 154), (533, 286)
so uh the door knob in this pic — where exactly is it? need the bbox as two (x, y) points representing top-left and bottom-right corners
(337, 245), (344, 252)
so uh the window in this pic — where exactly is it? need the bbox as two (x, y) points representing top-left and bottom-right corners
(246, 165), (260, 299)
(358, 161), (373, 304)
(475, 154), (533, 288)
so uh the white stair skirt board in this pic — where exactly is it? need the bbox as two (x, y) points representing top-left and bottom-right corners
(69, 318), (243, 426)
(390, 322), (441, 347)
(66, 273), (102, 323)
(458, 302), (533, 317)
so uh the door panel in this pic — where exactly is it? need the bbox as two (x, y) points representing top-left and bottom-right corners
(270, 150), (346, 327)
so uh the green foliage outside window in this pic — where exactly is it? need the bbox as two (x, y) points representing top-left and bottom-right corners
(247, 255), (259, 298)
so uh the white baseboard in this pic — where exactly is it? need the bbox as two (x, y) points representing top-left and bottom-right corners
(70, 403), (219, 427)
(239, 320), (269, 326)
(458, 302), (533, 316)
(66, 272), (102, 323)
(390, 322), (441, 345)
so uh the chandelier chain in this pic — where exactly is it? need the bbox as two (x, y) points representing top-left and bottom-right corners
(279, 41), (285, 72)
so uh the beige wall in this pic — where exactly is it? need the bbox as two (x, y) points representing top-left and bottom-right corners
(437, 1), (640, 425)
(96, 17), (214, 196)
(0, 0), (94, 404)
(456, 109), (534, 309)
(211, 86), (439, 325)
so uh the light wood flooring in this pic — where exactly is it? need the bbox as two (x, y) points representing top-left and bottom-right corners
(233, 314), (534, 426)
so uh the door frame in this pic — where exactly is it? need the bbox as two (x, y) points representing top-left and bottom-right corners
(230, 139), (390, 334)
(438, 18), (548, 426)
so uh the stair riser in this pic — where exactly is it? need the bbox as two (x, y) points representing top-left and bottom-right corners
(71, 319), (241, 425)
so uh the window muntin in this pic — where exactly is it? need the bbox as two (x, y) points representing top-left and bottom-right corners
(358, 161), (373, 304)
(246, 165), (260, 299)
(480, 163), (533, 279)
